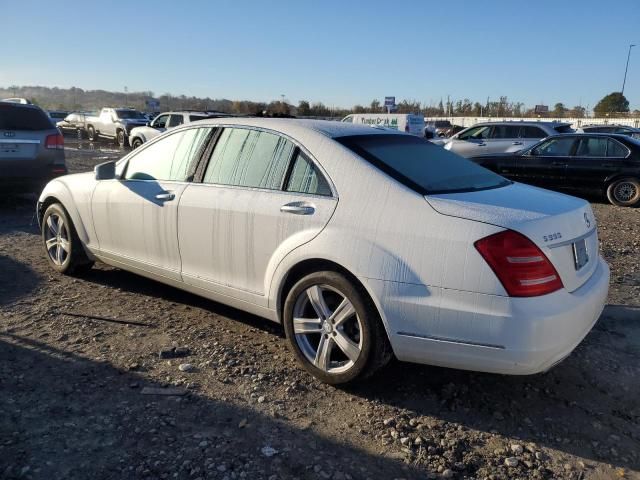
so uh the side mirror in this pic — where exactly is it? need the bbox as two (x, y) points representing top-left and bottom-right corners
(95, 161), (116, 180)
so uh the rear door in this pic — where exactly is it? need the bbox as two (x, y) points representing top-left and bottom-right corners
(565, 136), (631, 191)
(514, 136), (577, 188)
(485, 124), (521, 154)
(167, 114), (185, 130)
(178, 127), (338, 306)
(91, 127), (212, 280)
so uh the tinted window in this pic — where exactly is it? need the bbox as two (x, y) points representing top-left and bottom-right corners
(337, 134), (510, 195)
(0, 104), (53, 130)
(614, 127), (633, 135)
(520, 126), (547, 138)
(286, 152), (332, 196)
(203, 128), (294, 189)
(116, 110), (145, 119)
(532, 137), (575, 156)
(189, 115), (207, 122)
(167, 115), (184, 128)
(575, 137), (607, 157)
(607, 139), (629, 157)
(125, 127), (211, 181)
(458, 126), (492, 140)
(491, 125), (520, 139)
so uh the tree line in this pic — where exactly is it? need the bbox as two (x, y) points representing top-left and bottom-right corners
(1, 85), (636, 118)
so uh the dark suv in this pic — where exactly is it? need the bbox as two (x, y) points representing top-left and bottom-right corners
(0, 102), (67, 193)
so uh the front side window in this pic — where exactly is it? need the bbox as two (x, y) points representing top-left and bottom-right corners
(531, 137), (575, 156)
(153, 115), (169, 128)
(458, 126), (492, 140)
(337, 134), (510, 195)
(167, 115), (184, 128)
(286, 152), (332, 196)
(116, 109), (145, 120)
(203, 128), (294, 190)
(125, 127), (211, 181)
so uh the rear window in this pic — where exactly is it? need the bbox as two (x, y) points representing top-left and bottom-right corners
(116, 109), (145, 119)
(0, 104), (53, 130)
(554, 124), (574, 134)
(336, 134), (511, 195)
(189, 115), (207, 122)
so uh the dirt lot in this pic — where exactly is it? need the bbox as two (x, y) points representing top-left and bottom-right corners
(1, 138), (639, 480)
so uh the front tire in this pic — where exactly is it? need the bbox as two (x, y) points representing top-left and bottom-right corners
(607, 177), (640, 207)
(131, 137), (143, 149)
(283, 271), (392, 384)
(42, 203), (93, 275)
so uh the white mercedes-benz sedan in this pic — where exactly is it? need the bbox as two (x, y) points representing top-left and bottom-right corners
(38, 118), (610, 384)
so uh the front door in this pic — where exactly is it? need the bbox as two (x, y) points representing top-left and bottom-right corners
(178, 127), (338, 306)
(92, 126), (212, 280)
(513, 136), (576, 188)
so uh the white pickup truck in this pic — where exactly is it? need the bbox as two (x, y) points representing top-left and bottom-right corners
(85, 108), (148, 147)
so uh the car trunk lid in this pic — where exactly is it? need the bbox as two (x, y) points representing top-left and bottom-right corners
(425, 183), (599, 293)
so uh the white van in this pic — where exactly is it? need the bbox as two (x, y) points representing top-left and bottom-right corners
(342, 113), (425, 137)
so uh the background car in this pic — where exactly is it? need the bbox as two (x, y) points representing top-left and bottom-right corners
(38, 119), (608, 385)
(470, 133), (640, 206)
(444, 121), (574, 157)
(47, 110), (69, 125)
(56, 112), (93, 138)
(578, 124), (640, 139)
(1, 101), (66, 192)
(128, 111), (212, 148)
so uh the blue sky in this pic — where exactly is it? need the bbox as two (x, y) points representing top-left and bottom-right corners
(2, 0), (639, 110)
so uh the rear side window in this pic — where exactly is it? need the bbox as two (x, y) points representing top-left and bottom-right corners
(491, 125), (520, 139)
(125, 127), (211, 181)
(189, 115), (207, 122)
(607, 139), (629, 158)
(575, 137), (608, 157)
(520, 126), (547, 138)
(167, 115), (184, 128)
(337, 134), (510, 195)
(0, 104), (53, 130)
(286, 152), (332, 196)
(203, 128), (294, 189)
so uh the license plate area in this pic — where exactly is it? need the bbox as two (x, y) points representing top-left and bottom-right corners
(0, 143), (19, 153)
(572, 238), (589, 270)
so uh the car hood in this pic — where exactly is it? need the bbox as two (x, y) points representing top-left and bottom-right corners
(425, 182), (599, 292)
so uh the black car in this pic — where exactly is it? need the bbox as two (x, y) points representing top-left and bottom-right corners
(0, 102), (67, 192)
(56, 112), (94, 138)
(580, 124), (640, 139)
(470, 133), (640, 207)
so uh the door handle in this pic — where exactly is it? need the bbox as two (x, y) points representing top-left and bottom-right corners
(602, 163), (615, 167)
(551, 161), (566, 166)
(280, 202), (315, 215)
(512, 141), (523, 145)
(155, 192), (175, 201)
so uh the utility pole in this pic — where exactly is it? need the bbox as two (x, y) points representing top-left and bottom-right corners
(621, 44), (636, 96)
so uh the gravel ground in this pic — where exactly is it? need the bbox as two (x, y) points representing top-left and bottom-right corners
(1, 137), (639, 480)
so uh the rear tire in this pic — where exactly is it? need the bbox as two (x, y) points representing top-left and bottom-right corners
(87, 126), (98, 142)
(42, 203), (93, 275)
(283, 271), (392, 385)
(606, 177), (640, 207)
(116, 129), (129, 147)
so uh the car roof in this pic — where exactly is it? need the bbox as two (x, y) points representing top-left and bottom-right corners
(473, 121), (571, 127)
(582, 124), (639, 130)
(189, 117), (406, 139)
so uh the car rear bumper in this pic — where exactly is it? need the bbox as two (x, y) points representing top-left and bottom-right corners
(364, 256), (610, 375)
(0, 159), (67, 192)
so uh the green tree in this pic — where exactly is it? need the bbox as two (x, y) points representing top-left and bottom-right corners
(593, 92), (629, 116)
(370, 99), (381, 112)
(297, 100), (311, 116)
(552, 103), (567, 117)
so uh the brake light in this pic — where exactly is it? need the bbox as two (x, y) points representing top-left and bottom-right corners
(475, 230), (563, 297)
(45, 133), (64, 150)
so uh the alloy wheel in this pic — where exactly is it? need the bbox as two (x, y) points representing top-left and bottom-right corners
(614, 181), (638, 203)
(44, 213), (70, 266)
(292, 284), (363, 374)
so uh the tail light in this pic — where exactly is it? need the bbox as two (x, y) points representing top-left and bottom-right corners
(475, 230), (563, 297)
(45, 133), (64, 150)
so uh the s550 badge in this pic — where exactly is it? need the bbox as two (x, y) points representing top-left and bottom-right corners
(543, 232), (562, 242)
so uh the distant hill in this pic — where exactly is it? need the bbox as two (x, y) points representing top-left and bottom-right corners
(0, 85), (269, 114)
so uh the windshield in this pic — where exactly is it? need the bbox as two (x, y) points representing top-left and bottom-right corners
(116, 110), (145, 119)
(336, 134), (511, 195)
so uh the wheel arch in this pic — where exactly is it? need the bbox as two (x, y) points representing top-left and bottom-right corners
(274, 257), (392, 340)
(38, 183), (90, 246)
